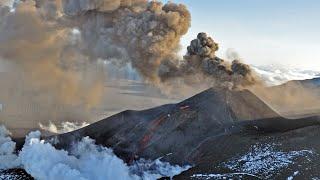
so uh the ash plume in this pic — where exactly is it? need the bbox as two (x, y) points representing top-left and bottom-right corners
(0, 0), (193, 124)
(11, 0), (258, 90)
(59, 0), (191, 82)
(0, 0), (105, 123)
(0, 0), (261, 125)
(159, 32), (260, 89)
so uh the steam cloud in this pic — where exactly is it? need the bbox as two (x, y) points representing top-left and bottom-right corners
(0, 125), (190, 179)
(39, 121), (89, 134)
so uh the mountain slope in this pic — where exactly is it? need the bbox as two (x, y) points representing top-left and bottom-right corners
(254, 77), (320, 118)
(50, 88), (319, 166)
(8, 86), (320, 179)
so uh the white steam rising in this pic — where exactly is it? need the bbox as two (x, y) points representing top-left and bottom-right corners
(0, 125), (190, 179)
(39, 121), (89, 134)
(0, 126), (19, 170)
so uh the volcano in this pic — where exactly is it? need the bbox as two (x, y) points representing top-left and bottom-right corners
(30, 87), (318, 179)
(51, 88), (279, 162)
(7, 83), (320, 179)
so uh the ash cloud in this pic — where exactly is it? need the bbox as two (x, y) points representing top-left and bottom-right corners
(0, 0), (261, 126)
(0, 2), (103, 106)
(60, 0), (191, 82)
(2, 0), (259, 89)
(0, 0), (105, 124)
(159, 32), (260, 89)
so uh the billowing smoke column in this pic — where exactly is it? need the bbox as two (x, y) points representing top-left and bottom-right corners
(182, 32), (258, 87)
(0, 0), (193, 122)
(0, 0), (105, 107)
(0, 0), (107, 124)
(0, 0), (259, 122)
(159, 32), (259, 88)
(59, 0), (191, 82)
(59, 0), (258, 88)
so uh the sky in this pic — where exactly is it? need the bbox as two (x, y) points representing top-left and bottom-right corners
(162, 0), (320, 70)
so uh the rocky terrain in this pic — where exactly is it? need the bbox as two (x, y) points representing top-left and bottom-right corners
(3, 77), (320, 179)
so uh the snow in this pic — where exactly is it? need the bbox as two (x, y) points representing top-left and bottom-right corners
(0, 169), (32, 180)
(131, 158), (191, 179)
(0, 173), (27, 180)
(191, 144), (316, 179)
(287, 171), (299, 180)
(191, 173), (261, 179)
(222, 143), (315, 178)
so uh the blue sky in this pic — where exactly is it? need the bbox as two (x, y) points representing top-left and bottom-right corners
(162, 0), (320, 70)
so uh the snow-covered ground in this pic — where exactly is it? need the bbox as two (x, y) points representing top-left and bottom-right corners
(222, 143), (315, 178)
(191, 143), (316, 180)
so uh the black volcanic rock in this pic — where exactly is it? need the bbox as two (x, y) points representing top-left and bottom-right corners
(0, 169), (34, 180)
(175, 125), (320, 179)
(52, 88), (278, 162)
(51, 88), (320, 168)
(10, 87), (320, 179)
(301, 77), (320, 87)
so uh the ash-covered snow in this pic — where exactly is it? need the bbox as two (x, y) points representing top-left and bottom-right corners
(0, 169), (33, 180)
(190, 144), (316, 179)
(0, 125), (190, 180)
(131, 158), (191, 179)
(191, 173), (261, 180)
(287, 171), (299, 180)
(222, 143), (315, 179)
